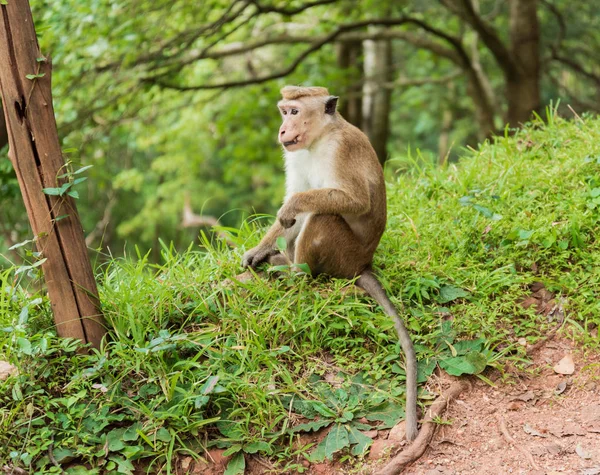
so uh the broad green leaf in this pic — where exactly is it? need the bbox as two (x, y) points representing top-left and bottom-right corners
(288, 419), (332, 434)
(452, 338), (485, 355)
(110, 456), (135, 474)
(31, 258), (47, 268)
(347, 425), (373, 456)
(351, 421), (372, 431)
(364, 402), (405, 429)
(417, 359), (436, 383)
(276, 236), (287, 251)
(223, 451), (245, 475)
(439, 351), (488, 376)
(8, 238), (35, 250)
(340, 410), (354, 422)
(217, 420), (244, 439)
(308, 441), (328, 463)
(195, 395), (209, 408)
(106, 428), (126, 452)
(73, 165), (93, 174)
(294, 262), (311, 274)
(59, 182), (72, 194)
(65, 466), (94, 475)
(518, 229), (534, 240)
(18, 306), (29, 325)
(438, 285), (470, 304)
(17, 337), (32, 355)
(223, 444), (242, 457)
(121, 445), (144, 459)
(51, 447), (74, 463)
(42, 187), (62, 196)
(472, 204), (492, 217)
(334, 388), (349, 404)
(244, 441), (272, 454)
(311, 401), (337, 418)
(324, 423), (350, 460)
(268, 265), (289, 272)
(155, 427), (171, 442)
(123, 423), (142, 441)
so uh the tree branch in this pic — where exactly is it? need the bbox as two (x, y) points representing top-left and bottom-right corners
(96, 0), (335, 73)
(96, 0), (253, 73)
(551, 54), (600, 87)
(145, 17), (471, 90)
(548, 74), (600, 113)
(248, 0), (338, 15)
(383, 70), (463, 89)
(157, 29), (462, 75)
(440, 0), (517, 77)
(540, 0), (566, 49)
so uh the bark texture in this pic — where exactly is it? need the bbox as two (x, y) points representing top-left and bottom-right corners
(336, 40), (363, 127)
(507, 0), (540, 126)
(0, 103), (7, 150)
(362, 30), (393, 164)
(0, 0), (105, 348)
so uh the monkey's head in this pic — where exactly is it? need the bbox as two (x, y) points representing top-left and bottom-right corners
(277, 86), (339, 151)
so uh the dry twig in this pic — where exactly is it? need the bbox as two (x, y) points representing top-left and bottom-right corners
(495, 413), (540, 471)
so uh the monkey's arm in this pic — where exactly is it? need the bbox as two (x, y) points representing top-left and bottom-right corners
(278, 185), (369, 228)
(242, 220), (284, 268)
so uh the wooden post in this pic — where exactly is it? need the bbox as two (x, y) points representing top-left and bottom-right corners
(0, 0), (106, 348)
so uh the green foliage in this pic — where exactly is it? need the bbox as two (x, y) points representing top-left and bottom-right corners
(1, 116), (600, 472)
(3, 0), (597, 261)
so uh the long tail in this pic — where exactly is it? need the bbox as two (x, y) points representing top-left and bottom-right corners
(356, 270), (418, 442)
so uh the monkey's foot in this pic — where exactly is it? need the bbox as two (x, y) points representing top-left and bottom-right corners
(221, 270), (263, 289)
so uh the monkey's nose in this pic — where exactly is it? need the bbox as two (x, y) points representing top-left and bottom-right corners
(280, 130), (285, 136)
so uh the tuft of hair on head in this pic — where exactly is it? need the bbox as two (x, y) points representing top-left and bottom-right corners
(280, 85), (330, 101)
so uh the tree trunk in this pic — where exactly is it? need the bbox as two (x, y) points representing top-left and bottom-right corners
(336, 40), (363, 127)
(0, 0), (105, 348)
(467, 0), (498, 140)
(362, 30), (393, 165)
(506, 0), (540, 126)
(465, 68), (497, 141)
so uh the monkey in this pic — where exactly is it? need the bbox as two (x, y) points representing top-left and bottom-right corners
(241, 85), (418, 442)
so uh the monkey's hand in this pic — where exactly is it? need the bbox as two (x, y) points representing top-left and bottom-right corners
(276, 203), (297, 229)
(242, 245), (276, 269)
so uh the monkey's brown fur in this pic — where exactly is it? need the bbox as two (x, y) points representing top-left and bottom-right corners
(280, 85), (329, 100)
(242, 86), (419, 442)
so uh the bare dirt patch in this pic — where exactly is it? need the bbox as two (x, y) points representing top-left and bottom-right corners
(394, 338), (600, 475)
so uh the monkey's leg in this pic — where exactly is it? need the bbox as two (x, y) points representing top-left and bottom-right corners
(295, 214), (419, 442)
(293, 214), (371, 278)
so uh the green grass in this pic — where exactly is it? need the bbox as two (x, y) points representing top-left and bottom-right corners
(1, 110), (600, 474)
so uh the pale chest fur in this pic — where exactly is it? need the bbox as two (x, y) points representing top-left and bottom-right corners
(283, 141), (338, 200)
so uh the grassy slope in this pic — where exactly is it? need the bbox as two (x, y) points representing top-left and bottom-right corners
(1, 113), (600, 473)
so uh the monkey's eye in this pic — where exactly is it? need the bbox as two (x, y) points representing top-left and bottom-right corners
(291, 109), (298, 115)
(282, 110), (287, 115)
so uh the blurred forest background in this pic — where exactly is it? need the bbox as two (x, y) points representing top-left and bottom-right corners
(1, 0), (599, 264)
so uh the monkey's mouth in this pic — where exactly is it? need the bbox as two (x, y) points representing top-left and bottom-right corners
(283, 137), (300, 147)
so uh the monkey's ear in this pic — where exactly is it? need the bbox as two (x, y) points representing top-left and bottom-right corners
(325, 96), (339, 115)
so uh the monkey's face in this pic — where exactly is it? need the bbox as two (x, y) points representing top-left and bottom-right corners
(277, 96), (338, 152)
